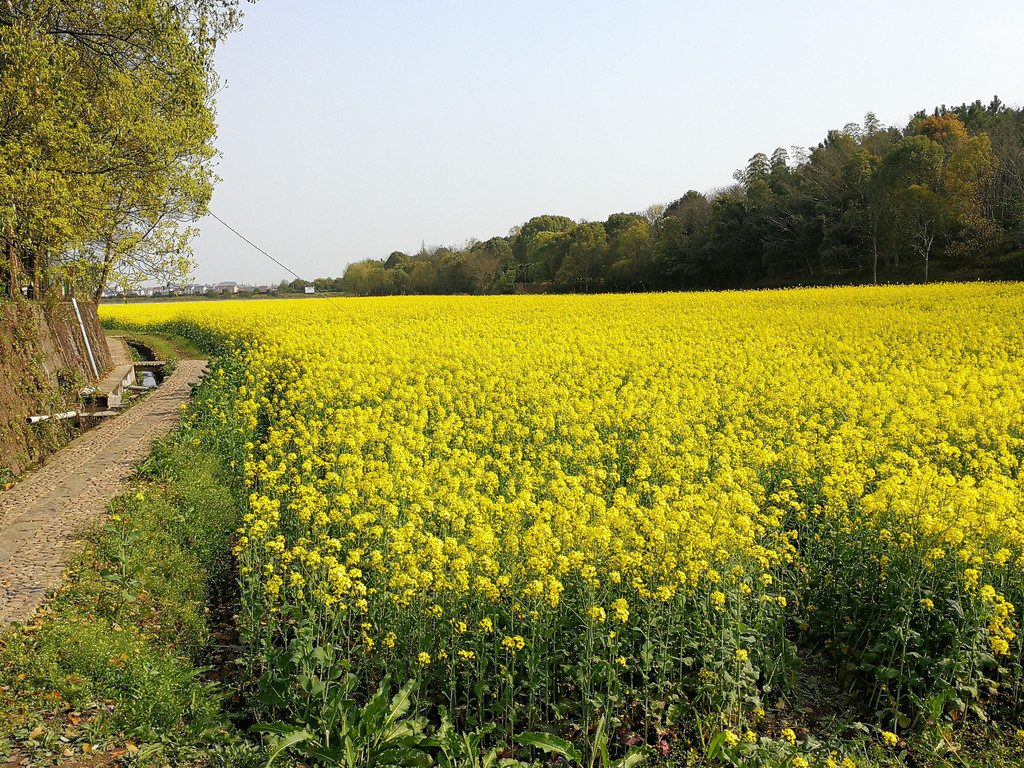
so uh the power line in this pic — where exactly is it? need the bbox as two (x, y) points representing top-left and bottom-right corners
(207, 210), (351, 313)
(207, 210), (308, 283)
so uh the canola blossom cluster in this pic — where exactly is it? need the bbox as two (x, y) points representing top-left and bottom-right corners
(100, 285), (1024, 734)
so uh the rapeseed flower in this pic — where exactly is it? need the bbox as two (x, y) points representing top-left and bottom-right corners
(102, 285), (1024, 740)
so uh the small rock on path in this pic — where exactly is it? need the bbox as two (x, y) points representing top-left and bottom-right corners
(0, 359), (207, 626)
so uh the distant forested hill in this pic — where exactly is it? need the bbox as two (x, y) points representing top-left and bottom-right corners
(314, 98), (1023, 296)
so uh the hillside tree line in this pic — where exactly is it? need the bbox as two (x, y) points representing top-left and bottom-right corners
(324, 99), (1024, 296)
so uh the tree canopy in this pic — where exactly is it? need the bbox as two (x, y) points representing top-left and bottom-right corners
(1, 0), (249, 300)
(330, 98), (1023, 297)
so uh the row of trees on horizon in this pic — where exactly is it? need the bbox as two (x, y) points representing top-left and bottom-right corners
(320, 98), (1024, 296)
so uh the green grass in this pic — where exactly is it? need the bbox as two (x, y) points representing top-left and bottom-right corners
(0, 424), (248, 766)
(111, 330), (209, 362)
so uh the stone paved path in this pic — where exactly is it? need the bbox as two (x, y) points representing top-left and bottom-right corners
(0, 358), (206, 625)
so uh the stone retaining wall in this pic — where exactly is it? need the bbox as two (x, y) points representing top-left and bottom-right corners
(0, 300), (113, 476)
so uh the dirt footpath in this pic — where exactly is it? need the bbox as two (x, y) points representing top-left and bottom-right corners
(0, 358), (206, 626)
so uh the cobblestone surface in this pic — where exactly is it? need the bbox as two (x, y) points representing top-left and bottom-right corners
(0, 358), (206, 626)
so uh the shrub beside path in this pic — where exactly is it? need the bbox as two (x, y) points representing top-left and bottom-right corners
(0, 350), (207, 626)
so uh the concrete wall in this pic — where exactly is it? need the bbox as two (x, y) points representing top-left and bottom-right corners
(0, 300), (114, 477)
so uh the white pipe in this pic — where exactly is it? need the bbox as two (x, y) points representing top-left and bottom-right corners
(71, 297), (100, 380)
(27, 410), (78, 425)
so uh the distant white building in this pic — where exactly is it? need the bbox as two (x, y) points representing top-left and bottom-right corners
(98, 280), (266, 297)
(304, 286), (315, 294)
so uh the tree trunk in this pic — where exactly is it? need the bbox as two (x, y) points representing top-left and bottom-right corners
(7, 238), (21, 298)
(919, 232), (935, 284)
(870, 221), (879, 284)
(94, 240), (116, 301)
(24, 245), (41, 298)
(35, 245), (46, 298)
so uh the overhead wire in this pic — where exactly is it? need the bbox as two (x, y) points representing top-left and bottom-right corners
(207, 210), (350, 313)
(207, 210), (307, 282)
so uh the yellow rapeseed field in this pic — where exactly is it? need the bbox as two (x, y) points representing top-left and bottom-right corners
(101, 284), (1024, 741)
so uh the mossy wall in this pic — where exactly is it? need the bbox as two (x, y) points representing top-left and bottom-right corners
(0, 300), (113, 478)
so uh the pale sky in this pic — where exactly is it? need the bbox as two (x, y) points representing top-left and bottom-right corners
(189, 0), (1024, 286)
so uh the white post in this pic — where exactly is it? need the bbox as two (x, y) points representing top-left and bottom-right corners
(71, 297), (100, 380)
